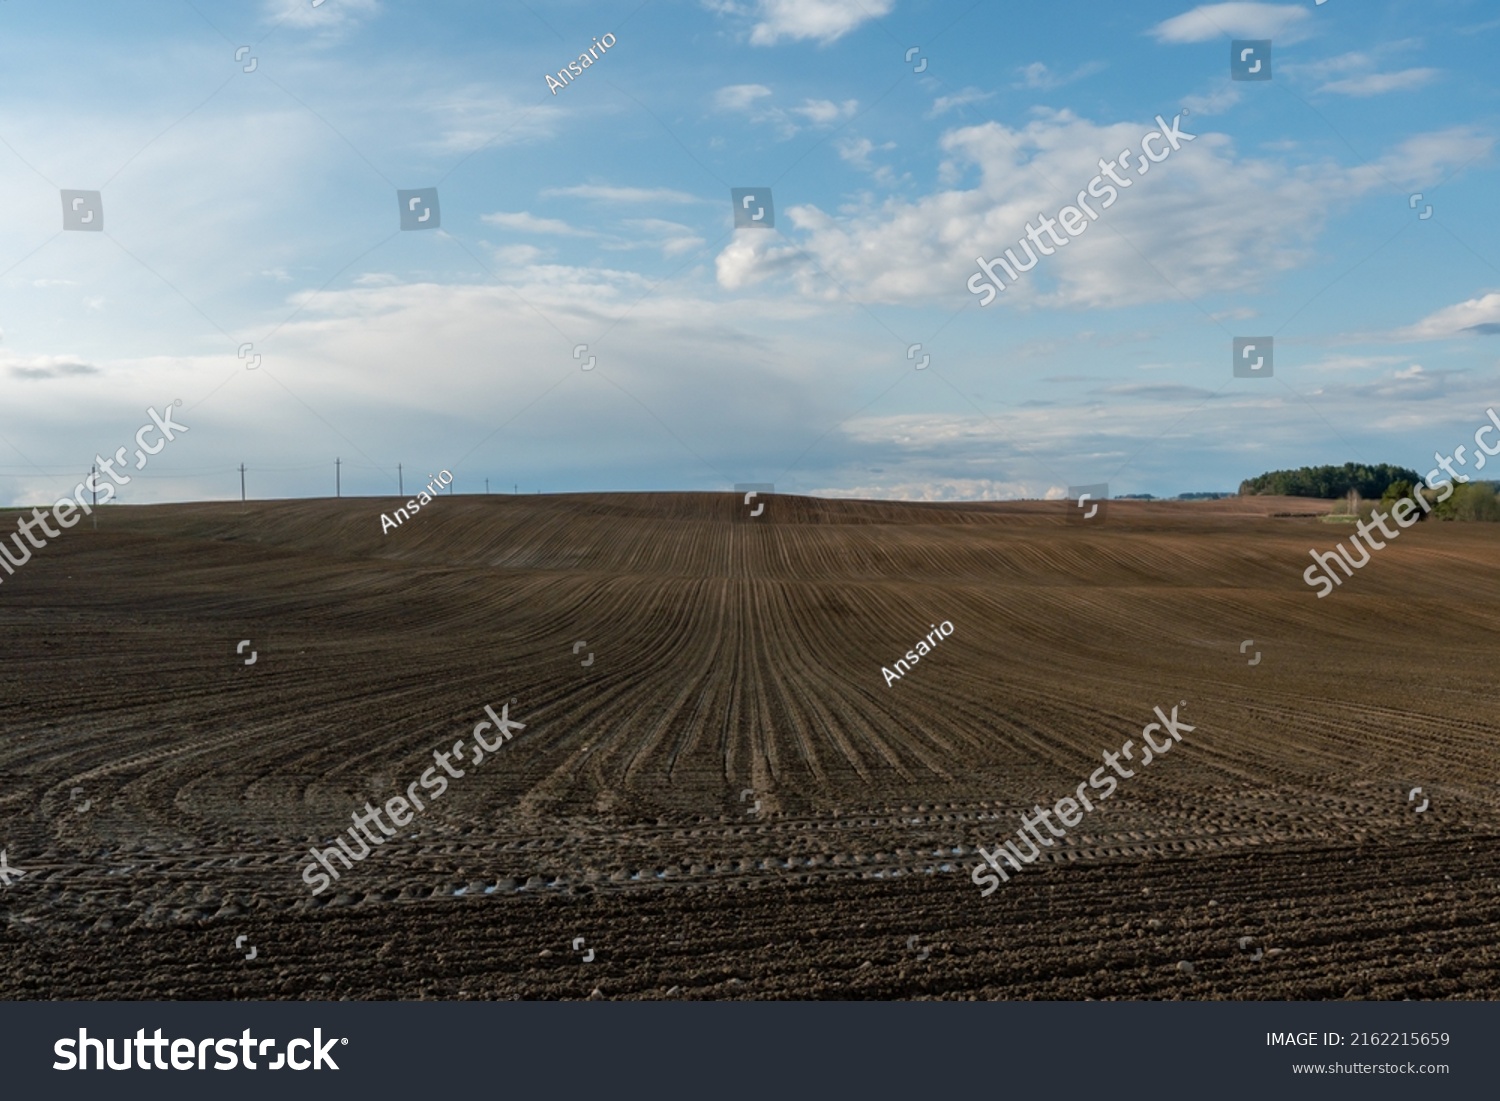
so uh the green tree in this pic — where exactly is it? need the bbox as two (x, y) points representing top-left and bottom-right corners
(1433, 482), (1500, 521)
(1379, 479), (1425, 521)
(1240, 463), (1422, 499)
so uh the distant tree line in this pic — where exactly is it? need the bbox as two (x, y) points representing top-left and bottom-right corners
(1382, 479), (1500, 522)
(1238, 463), (1422, 499)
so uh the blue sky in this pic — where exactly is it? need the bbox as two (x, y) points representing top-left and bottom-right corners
(2, 0), (1498, 503)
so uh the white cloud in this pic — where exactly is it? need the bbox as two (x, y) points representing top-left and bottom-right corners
(716, 87), (859, 137)
(543, 185), (711, 205)
(738, 0), (895, 46)
(422, 87), (567, 155)
(1149, 3), (1311, 44)
(714, 110), (1482, 309)
(1391, 292), (1500, 341)
(715, 232), (795, 290)
(481, 211), (591, 236)
(658, 236), (708, 258)
(480, 212), (708, 259)
(715, 84), (773, 112)
(1344, 126), (1492, 192)
(930, 88), (996, 117)
(1300, 353), (1409, 373)
(712, 114), (1494, 308)
(1209, 306), (1258, 322)
(1182, 85), (1242, 116)
(0, 270), (894, 506)
(1318, 68), (1438, 97)
(617, 219), (707, 257)
(1014, 61), (1107, 90)
(836, 136), (893, 169)
(486, 244), (546, 267)
(262, 0), (380, 32)
(836, 136), (898, 184)
(1296, 51), (1376, 79)
(790, 98), (858, 126)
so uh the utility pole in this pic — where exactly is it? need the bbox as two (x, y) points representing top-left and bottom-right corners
(335, 457), (341, 498)
(398, 464), (403, 496)
(91, 465), (97, 530)
(514, 483), (518, 495)
(485, 478), (489, 495)
(239, 463), (246, 502)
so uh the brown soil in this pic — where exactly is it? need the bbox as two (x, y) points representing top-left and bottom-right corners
(2, 492), (1497, 999)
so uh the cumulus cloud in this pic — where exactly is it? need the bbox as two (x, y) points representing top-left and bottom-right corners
(715, 232), (797, 290)
(714, 83), (773, 112)
(734, 0), (895, 45)
(836, 136), (897, 181)
(713, 110), (1489, 310)
(1149, 3), (1312, 44)
(715, 86), (859, 137)
(790, 98), (858, 126)
(1390, 292), (1500, 341)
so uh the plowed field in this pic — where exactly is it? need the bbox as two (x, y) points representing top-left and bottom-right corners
(2, 493), (1498, 999)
